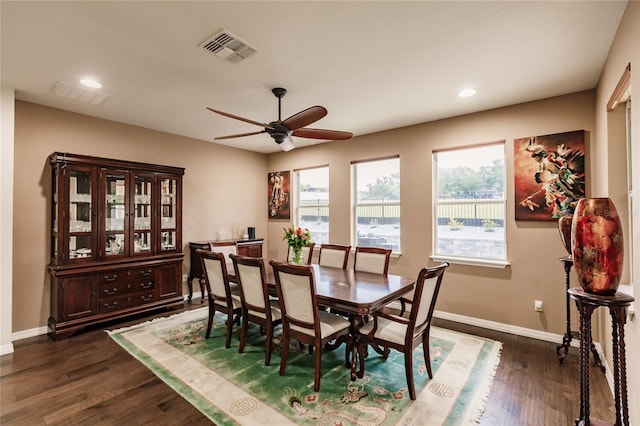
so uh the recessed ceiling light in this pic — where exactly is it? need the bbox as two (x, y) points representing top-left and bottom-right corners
(458, 88), (477, 98)
(80, 79), (102, 89)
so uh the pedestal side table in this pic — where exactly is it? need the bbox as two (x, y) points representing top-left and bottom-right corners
(568, 287), (634, 426)
(557, 256), (605, 372)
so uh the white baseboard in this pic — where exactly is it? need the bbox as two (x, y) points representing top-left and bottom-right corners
(11, 326), (49, 343)
(433, 309), (579, 346)
(1, 343), (15, 355)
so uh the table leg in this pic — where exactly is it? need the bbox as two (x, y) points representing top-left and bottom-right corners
(557, 259), (573, 363)
(575, 301), (596, 425)
(348, 314), (366, 381)
(609, 306), (630, 426)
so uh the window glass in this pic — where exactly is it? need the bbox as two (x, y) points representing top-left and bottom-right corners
(296, 167), (329, 245)
(434, 143), (506, 262)
(353, 157), (400, 251)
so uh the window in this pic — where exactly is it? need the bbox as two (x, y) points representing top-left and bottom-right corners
(433, 143), (507, 265)
(352, 157), (400, 252)
(295, 166), (329, 245)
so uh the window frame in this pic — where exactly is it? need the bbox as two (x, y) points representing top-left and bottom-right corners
(294, 165), (330, 246)
(431, 142), (509, 268)
(351, 156), (401, 254)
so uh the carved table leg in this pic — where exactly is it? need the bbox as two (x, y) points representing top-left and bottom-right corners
(575, 300), (596, 425)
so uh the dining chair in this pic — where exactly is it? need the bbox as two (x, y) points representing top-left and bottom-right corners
(197, 249), (242, 348)
(269, 260), (352, 392)
(287, 242), (316, 265)
(359, 262), (449, 400)
(353, 246), (392, 274)
(230, 254), (282, 366)
(318, 243), (351, 269)
(198, 241), (237, 301)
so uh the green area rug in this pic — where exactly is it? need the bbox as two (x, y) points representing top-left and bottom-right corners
(108, 308), (501, 425)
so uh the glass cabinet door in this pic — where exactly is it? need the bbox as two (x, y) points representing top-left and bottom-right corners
(105, 171), (127, 256)
(68, 169), (94, 260)
(160, 177), (177, 251)
(133, 174), (153, 254)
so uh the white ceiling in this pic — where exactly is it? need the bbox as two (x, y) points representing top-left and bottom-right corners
(1, 1), (627, 154)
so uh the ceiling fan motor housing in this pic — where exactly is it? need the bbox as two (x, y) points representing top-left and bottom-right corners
(267, 121), (292, 143)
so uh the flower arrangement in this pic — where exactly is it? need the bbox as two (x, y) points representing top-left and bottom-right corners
(283, 225), (311, 264)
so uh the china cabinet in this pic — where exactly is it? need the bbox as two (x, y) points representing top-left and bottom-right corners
(48, 152), (185, 340)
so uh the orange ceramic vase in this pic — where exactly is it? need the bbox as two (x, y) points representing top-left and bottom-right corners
(570, 198), (624, 295)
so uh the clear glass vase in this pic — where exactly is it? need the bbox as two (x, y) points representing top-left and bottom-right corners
(291, 246), (303, 265)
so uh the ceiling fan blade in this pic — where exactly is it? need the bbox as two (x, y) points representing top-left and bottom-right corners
(292, 128), (353, 140)
(215, 130), (266, 140)
(282, 106), (327, 130)
(206, 107), (275, 130)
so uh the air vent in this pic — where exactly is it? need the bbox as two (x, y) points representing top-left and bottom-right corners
(199, 30), (257, 63)
(51, 81), (110, 105)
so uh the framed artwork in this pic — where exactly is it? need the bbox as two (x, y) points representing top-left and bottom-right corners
(268, 170), (290, 220)
(514, 130), (585, 221)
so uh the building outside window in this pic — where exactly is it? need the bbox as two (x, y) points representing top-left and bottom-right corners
(433, 143), (506, 264)
(295, 166), (329, 245)
(352, 157), (400, 252)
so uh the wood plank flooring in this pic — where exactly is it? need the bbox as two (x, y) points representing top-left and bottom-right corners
(1, 300), (615, 425)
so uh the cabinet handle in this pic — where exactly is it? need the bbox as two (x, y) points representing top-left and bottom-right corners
(140, 270), (152, 277)
(140, 295), (153, 302)
(103, 274), (118, 282)
(103, 288), (118, 296)
(104, 301), (118, 310)
(140, 282), (153, 289)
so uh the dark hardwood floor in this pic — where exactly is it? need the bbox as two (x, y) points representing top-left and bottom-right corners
(1, 300), (615, 425)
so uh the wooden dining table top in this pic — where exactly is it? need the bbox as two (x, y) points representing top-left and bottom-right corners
(232, 264), (416, 317)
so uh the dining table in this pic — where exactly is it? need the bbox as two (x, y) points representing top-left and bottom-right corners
(230, 263), (416, 380)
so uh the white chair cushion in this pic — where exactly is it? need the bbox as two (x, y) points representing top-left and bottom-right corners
(292, 311), (350, 338)
(360, 316), (407, 345)
(214, 293), (241, 310)
(248, 300), (282, 321)
(355, 252), (387, 274)
(319, 248), (347, 268)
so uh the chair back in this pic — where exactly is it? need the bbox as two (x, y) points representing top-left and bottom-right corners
(210, 241), (237, 264)
(269, 260), (319, 337)
(287, 242), (316, 265)
(354, 246), (392, 274)
(230, 254), (269, 313)
(198, 249), (233, 302)
(318, 243), (351, 269)
(407, 262), (449, 336)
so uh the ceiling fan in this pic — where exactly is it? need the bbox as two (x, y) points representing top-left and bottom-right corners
(207, 87), (353, 152)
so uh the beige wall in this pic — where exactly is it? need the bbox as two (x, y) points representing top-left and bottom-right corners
(12, 101), (268, 332)
(594, 1), (639, 422)
(268, 91), (595, 334)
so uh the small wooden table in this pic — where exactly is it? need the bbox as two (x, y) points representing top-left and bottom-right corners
(568, 288), (634, 426)
(556, 256), (604, 371)
(233, 264), (416, 380)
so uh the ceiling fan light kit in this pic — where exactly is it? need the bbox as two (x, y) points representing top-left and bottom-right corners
(208, 87), (353, 152)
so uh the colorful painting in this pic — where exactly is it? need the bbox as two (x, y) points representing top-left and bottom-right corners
(268, 170), (290, 219)
(514, 130), (586, 221)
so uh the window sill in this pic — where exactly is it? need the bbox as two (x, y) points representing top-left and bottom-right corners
(430, 255), (510, 269)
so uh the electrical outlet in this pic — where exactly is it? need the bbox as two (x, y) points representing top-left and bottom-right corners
(534, 300), (544, 312)
(182, 274), (188, 282)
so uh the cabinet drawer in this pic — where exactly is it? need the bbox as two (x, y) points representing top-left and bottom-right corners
(99, 292), (156, 314)
(99, 267), (154, 285)
(99, 278), (155, 298)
